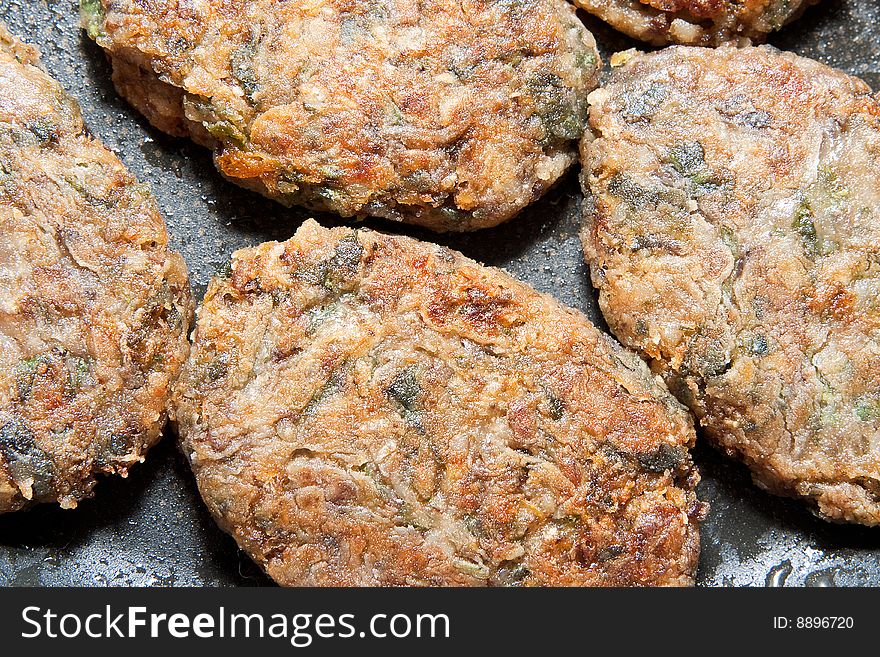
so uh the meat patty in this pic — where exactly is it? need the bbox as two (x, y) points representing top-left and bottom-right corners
(172, 219), (704, 586)
(80, 0), (600, 232)
(0, 25), (194, 513)
(574, 0), (818, 46)
(581, 46), (880, 525)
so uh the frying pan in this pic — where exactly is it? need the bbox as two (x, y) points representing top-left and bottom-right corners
(1, 0), (878, 587)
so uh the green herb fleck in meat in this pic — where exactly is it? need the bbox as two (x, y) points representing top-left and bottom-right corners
(26, 119), (58, 145)
(527, 72), (583, 142)
(14, 354), (49, 402)
(356, 462), (398, 503)
(66, 356), (92, 397)
(855, 398), (880, 422)
(747, 334), (769, 356)
(636, 443), (686, 473)
(186, 98), (247, 146)
(666, 141), (717, 190)
(387, 368), (419, 411)
(546, 393), (565, 420)
(201, 353), (230, 384)
(792, 201), (833, 258)
(302, 367), (346, 416)
(79, 0), (105, 40)
(386, 367), (424, 431)
(327, 234), (364, 282)
(575, 50), (596, 74)
(230, 41), (260, 103)
(624, 84), (667, 119)
(607, 174), (689, 211)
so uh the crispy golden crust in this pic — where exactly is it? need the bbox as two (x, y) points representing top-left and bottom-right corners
(581, 46), (880, 525)
(574, 0), (818, 46)
(173, 219), (703, 586)
(81, 0), (600, 231)
(0, 25), (194, 513)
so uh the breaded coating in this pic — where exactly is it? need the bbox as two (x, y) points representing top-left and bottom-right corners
(574, 0), (818, 46)
(81, 0), (600, 231)
(0, 25), (194, 513)
(173, 219), (704, 586)
(581, 46), (880, 525)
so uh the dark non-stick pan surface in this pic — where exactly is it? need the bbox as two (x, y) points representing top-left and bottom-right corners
(1, 0), (878, 587)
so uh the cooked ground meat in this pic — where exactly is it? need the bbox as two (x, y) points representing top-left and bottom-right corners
(581, 46), (880, 525)
(81, 0), (600, 231)
(574, 0), (818, 46)
(173, 219), (704, 586)
(0, 24), (194, 513)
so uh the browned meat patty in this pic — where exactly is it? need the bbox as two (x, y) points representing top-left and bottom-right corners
(172, 219), (705, 586)
(80, 0), (600, 232)
(0, 25), (194, 513)
(581, 46), (880, 525)
(574, 0), (818, 46)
